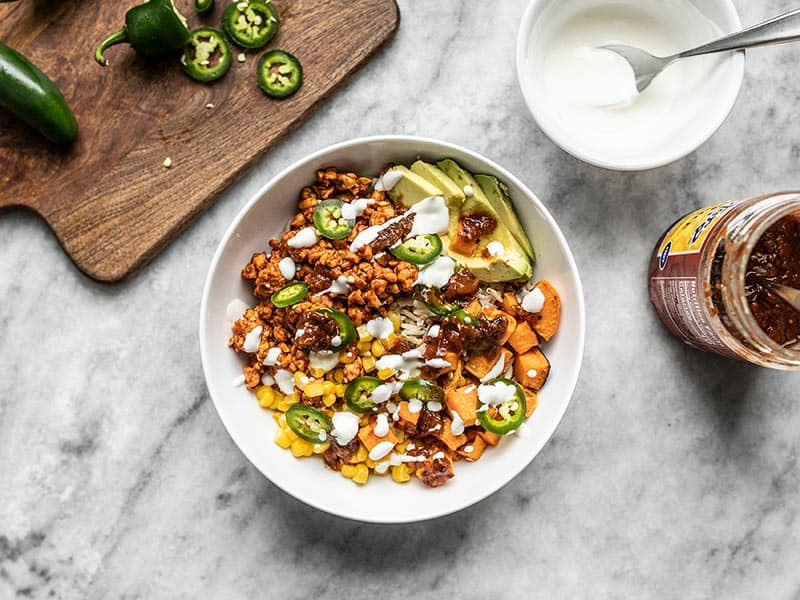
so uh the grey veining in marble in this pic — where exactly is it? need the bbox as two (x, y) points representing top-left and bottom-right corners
(2, 0), (800, 598)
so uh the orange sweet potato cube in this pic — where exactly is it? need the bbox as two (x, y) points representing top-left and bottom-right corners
(508, 320), (539, 354)
(444, 385), (478, 426)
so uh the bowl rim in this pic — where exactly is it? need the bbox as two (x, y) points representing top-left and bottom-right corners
(199, 135), (586, 522)
(515, 0), (746, 171)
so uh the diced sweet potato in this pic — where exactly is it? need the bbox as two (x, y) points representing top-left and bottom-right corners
(434, 418), (468, 451)
(444, 385), (478, 426)
(477, 429), (501, 446)
(464, 299), (482, 317)
(531, 280), (561, 341)
(358, 422), (397, 452)
(522, 387), (538, 418)
(508, 320), (539, 354)
(397, 401), (420, 430)
(465, 347), (512, 380)
(502, 292), (520, 315)
(481, 308), (516, 346)
(450, 221), (479, 255)
(514, 348), (551, 391)
(457, 435), (487, 461)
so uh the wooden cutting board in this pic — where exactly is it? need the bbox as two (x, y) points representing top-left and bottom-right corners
(0, 0), (399, 281)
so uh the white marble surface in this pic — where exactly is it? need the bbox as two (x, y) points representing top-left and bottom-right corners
(2, 0), (800, 597)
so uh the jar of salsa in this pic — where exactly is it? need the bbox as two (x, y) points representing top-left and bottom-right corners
(648, 193), (800, 370)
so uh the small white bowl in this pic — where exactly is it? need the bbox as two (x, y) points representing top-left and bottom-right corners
(516, 0), (746, 171)
(199, 136), (585, 523)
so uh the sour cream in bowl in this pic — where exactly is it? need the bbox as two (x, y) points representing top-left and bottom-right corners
(516, 0), (745, 170)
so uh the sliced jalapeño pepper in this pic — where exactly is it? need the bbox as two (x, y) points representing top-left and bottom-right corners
(285, 405), (331, 443)
(257, 49), (303, 99)
(181, 28), (232, 82)
(313, 200), (354, 240)
(95, 0), (191, 66)
(420, 287), (459, 316)
(195, 0), (214, 15)
(271, 282), (308, 308)
(452, 308), (478, 326)
(222, 0), (279, 49)
(477, 378), (526, 435)
(399, 378), (444, 404)
(344, 376), (383, 413)
(390, 234), (442, 265)
(316, 308), (355, 350)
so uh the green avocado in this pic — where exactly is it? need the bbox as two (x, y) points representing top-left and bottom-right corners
(474, 174), (536, 262)
(410, 160), (465, 237)
(384, 165), (442, 208)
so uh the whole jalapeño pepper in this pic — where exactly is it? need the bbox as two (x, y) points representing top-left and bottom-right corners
(94, 0), (191, 66)
(0, 41), (78, 143)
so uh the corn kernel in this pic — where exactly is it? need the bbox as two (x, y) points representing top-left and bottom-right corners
(340, 351), (356, 364)
(391, 464), (411, 483)
(276, 397), (298, 412)
(377, 368), (394, 380)
(396, 442), (408, 454)
(362, 356), (377, 373)
(322, 381), (336, 395)
(393, 428), (405, 443)
(304, 381), (325, 397)
(387, 311), (401, 332)
(256, 386), (276, 409)
(350, 445), (368, 464)
(278, 413), (288, 428)
(357, 324), (372, 341)
(341, 465), (357, 479)
(274, 429), (293, 449)
(353, 464), (369, 484)
(335, 383), (346, 397)
(312, 442), (330, 454)
(332, 369), (345, 384)
(371, 340), (386, 358)
(290, 438), (314, 457)
(357, 341), (372, 355)
(365, 458), (378, 469)
(310, 367), (326, 379)
(323, 393), (337, 407)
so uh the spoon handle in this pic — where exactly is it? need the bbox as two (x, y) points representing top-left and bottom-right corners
(678, 8), (800, 59)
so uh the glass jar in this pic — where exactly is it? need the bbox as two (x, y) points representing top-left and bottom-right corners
(648, 193), (800, 370)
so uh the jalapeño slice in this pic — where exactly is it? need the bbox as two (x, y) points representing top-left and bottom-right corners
(285, 405), (331, 443)
(181, 28), (232, 82)
(221, 0), (279, 49)
(345, 376), (383, 413)
(313, 199), (354, 240)
(271, 282), (308, 308)
(195, 0), (214, 15)
(390, 234), (442, 265)
(477, 378), (526, 435)
(399, 378), (444, 404)
(420, 286), (458, 316)
(257, 49), (303, 99)
(316, 308), (355, 350)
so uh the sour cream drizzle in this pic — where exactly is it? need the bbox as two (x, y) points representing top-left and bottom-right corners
(415, 255), (456, 288)
(287, 227), (319, 249)
(331, 412), (359, 445)
(366, 317), (394, 340)
(243, 326), (263, 353)
(278, 257), (296, 280)
(522, 288), (546, 313)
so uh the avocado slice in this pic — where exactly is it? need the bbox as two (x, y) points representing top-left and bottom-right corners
(449, 235), (532, 283)
(410, 161), (465, 237)
(384, 165), (442, 208)
(474, 174), (535, 262)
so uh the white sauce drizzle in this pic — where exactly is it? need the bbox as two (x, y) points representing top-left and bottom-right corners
(316, 275), (350, 296)
(408, 196), (449, 237)
(261, 373), (275, 386)
(463, 185), (474, 197)
(477, 381), (518, 407)
(287, 227), (319, 249)
(274, 369), (295, 395)
(309, 350), (340, 373)
(522, 288), (546, 313)
(331, 412), (359, 445)
(407, 398), (423, 414)
(374, 414), (390, 438)
(243, 326), (263, 353)
(425, 358), (451, 369)
(427, 401), (443, 412)
(371, 383), (397, 405)
(527, 369), (538, 378)
(231, 374), (246, 387)
(278, 257), (296, 280)
(369, 440), (395, 461)
(487, 241), (505, 257)
(374, 170), (404, 191)
(340, 203), (357, 222)
(415, 255), (456, 288)
(427, 324), (441, 338)
(226, 299), (250, 322)
(480, 352), (506, 383)
(366, 317), (394, 340)
(450, 409), (465, 436)
(263, 347), (281, 366)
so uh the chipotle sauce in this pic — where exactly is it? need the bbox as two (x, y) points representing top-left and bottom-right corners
(745, 215), (800, 347)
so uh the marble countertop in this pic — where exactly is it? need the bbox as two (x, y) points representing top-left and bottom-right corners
(3, 0), (800, 597)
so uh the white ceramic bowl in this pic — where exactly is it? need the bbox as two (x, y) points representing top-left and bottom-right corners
(516, 0), (746, 171)
(199, 136), (585, 523)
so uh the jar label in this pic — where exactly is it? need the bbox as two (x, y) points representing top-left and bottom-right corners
(649, 202), (739, 359)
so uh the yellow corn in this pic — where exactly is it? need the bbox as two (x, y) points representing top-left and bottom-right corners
(371, 340), (386, 358)
(304, 381), (325, 397)
(290, 438), (314, 457)
(312, 442), (330, 454)
(274, 429), (293, 449)
(387, 311), (401, 332)
(322, 381), (336, 395)
(340, 350), (356, 364)
(395, 441), (407, 454)
(391, 464), (411, 483)
(393, 428), (405, 443)
(357, 341), (372, 355)
(357, 324), (372, 341)
(377, 368), (394, 380)
(322, 393), (337, 407)
(256, 386), (276, 409)
(365, 458), (378, 469)
(278, 413), (288, 428)
(276, 395), (299, 412)
(362, 355), (377, 373)
(341, 465), (357, 479)
(309, 367), (326, 379)
(332, 369), (345, 384)
(352, 464), (369, 484)
(335, 383), (346, 397)
(350, 445), (368, 464)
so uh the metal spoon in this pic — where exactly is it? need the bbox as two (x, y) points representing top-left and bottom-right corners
(601, 8), (800, 94)
(755, 277), (800, 313)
